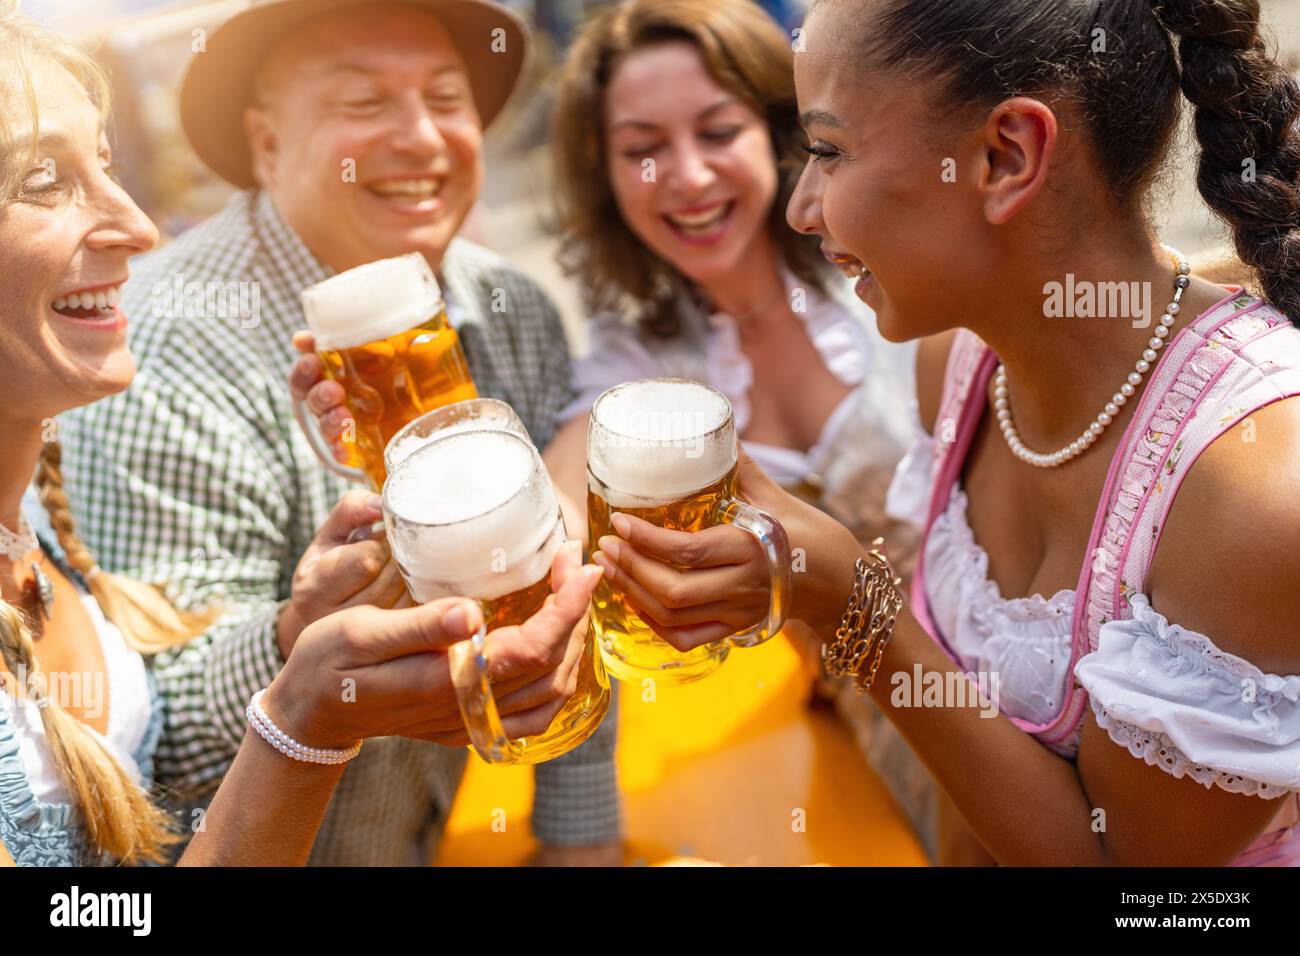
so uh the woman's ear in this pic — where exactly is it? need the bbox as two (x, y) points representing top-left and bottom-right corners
(976, 96), (1057, 226)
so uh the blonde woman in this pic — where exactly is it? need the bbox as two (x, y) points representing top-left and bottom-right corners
(0, 2), (599, 866)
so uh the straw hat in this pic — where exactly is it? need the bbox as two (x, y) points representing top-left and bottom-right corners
(179, 0), (529, 188)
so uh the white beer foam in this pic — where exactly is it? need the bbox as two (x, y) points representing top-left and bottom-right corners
(387, 418), (484, 471)
(385, 430), (565, 602)
(588, 380), (734, 505)
(403, 518), (564, 604)
(301, 252), (443, 351)
(385, 399), (528, 471)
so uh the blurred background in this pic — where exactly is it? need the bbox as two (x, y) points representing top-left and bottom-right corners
(21, 0), (1300, 866)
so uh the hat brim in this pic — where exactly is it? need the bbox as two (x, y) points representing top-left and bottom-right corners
(180, 0), (528, 189)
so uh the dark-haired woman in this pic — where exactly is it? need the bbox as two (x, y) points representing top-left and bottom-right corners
(594, 0), (1300, 864)
(541, 0), (918, 559)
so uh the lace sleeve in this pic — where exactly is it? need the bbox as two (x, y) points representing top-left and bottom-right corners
(1076, 594), (1300, 799)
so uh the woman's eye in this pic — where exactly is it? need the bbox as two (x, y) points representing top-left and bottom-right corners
(801, 142), (841, 165)
(621, 144), (660, 159)
(20, 165), (60, 195)
(701, 126), (741, 143)
(102, 164), (123, 185)
(425, 90), (467, 108)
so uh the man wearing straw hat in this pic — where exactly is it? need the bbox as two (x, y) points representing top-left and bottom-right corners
(59, 0), (620, 865)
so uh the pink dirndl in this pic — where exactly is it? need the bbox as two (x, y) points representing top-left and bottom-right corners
(911, 289), (1300, 865)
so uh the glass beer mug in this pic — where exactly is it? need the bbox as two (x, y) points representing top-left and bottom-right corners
(384, 397), (528, 475)
(295, 252), (478, 489)
(587, 378), (792, 685)
(383, 428), (611, 764)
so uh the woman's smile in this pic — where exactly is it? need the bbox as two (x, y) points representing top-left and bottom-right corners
(662, 199), (736, 245)
(49, 279), (127, 330)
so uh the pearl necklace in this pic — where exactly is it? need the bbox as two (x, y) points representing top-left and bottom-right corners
(995, 246), (1191, 469)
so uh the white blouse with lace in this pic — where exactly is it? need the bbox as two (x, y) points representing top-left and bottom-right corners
(560, 268), (918, 501)
(885, 429), (1300, 805)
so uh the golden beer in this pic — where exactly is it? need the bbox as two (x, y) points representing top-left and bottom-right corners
(586, 379), (792, 686)
(481, 566), (558, 631)
(300, 253), (477, 489)
(478, 564), (609, 763)
(320, 316), (477, 488)
(588, 468), (736, 684)
(384, 428), (610, 765)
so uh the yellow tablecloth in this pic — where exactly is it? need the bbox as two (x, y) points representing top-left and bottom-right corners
(436, 636), (928, 866)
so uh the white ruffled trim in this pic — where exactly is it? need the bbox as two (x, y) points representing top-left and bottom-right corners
(921, 486), (1077, 728)
(1092, 704), (1294, 799)
(936, 488), (1076, 623)
(887, 426), (1078, 717)
(1099, 595), (1300, 700)
(1078, 594), (1300, 797)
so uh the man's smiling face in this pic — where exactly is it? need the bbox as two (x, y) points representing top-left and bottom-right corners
(245, 3), (485, 273)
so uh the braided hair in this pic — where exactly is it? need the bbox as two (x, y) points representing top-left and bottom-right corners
(1154, 0), (1300, 322)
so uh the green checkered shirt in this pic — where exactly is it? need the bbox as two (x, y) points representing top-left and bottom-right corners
(59, 190), (620, 863)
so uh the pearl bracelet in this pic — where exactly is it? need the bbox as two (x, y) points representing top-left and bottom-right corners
(246, 689), (362, 765)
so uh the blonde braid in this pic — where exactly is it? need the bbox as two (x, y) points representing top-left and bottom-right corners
(37, 441), (215, 655)
(0, 602), (180, 864)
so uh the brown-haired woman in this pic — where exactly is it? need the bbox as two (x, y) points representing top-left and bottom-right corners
(0, 0), (600, 866)
(540, 0), (934, 849)
(542, 0), (919, 554)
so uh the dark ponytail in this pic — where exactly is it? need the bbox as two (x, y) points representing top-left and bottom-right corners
(830, 0), (1300, 324)
(1154, 0), (1300, 323)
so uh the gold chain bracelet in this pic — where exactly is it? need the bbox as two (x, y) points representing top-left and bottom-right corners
(821, 538), (903, 693)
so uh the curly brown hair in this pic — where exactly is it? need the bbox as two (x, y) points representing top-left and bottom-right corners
(552, 0), (831, 336)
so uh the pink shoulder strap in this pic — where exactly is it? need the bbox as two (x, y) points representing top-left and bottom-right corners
(910, 330), (996, 661)
(1091, 295), (1300, 862)
(1080, 292), (1300, 653)
(1056, 291), (1300, 747)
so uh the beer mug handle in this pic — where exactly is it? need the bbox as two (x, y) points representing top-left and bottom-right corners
(718, 498), (793, 648)
(445, 622), (523, 764)
(292, 397), (369, 484)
